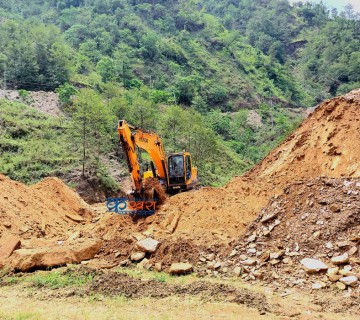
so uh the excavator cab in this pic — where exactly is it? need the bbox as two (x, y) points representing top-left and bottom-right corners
(167, 152), (197, 192)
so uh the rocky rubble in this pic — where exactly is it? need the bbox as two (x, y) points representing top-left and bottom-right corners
(193, 177), (360, 291)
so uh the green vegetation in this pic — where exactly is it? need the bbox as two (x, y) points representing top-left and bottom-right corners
(0, 1), (358, 187)
(27, 269), (94, 289)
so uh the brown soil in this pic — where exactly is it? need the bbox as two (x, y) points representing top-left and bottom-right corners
(152, 90), (360, 245)
(87, 270), (268, 313)
(0, 174), (94, 239)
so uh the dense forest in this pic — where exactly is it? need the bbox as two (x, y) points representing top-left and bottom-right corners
(0, 0), (359, 189)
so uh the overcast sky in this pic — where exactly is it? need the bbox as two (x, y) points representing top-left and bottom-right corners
(289, 0), (360, 13)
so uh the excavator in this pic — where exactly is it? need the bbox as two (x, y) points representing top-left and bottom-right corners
(117, 120), (198, 200)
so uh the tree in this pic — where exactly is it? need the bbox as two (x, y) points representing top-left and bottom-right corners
(71, 88), (115, 176)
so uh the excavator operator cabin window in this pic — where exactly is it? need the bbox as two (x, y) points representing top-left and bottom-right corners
(185, 155), (191, 179)
(168, 155), (184, 177)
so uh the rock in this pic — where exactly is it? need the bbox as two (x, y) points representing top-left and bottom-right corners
(336, 241), (350, 248)
(312, 282), (326, 289)
(348, 246), (358, 256)
(3, 222), (11, 228)
(65, 213), (85, 222)
(68, 231), (80, 241)
(331, 253), (349, 265)
(166, 213), (181, 233)
(136, 258), (151, 270)
(130, 252), (145, 261)
(269, 259), (280, 265)
(154, 262), (162, 272)
(328, 274), (342, 282)
(282, 257), (293, 265)
(241, 259), (256, 266)
(169, 263), (193, 275)
(270, 250), (285, 260)
(135, 238), (160, 253)
(132, 233), (146, 241)
(0, 235), (21, 266)
(312, 231), (321, 239)
(199, 257), (206, 262)
(233, 266), (242, 277)
(327, 267), (339, 275)
(339, 276), (358, 287)
(114, 251), (122, 258)
(300, 258), (328, 273)
(247, 235), (256, 242)
(329, 204), (340, 212)
(253, 271), (263, 279)
(119, 259), (130, 267)
(206, 253), (215, 261)
(9, 239), (101, 271)
(336, 282), (346, 290)
(261, 212), (278, 223)
(239, 254), (248, 261)
(259, 252), (270, 263)
(229, 250), (237, 257)
(214, 262), (222, 269)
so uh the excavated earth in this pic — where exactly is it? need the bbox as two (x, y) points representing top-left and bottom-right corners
(0, 90), (359, 305)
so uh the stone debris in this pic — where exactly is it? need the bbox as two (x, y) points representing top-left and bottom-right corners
(9, 239), (102, 271)
(130, 252), (146, 262)
(65, 213), (85, 223)
(331, 253), (349, 265)
(0, 235), (21, 266)
(135, 238), (160, 253)
(136, 258), (151, 270)
(169, 263), (193, 275)
(300, 258), (328, 273)
(339, 276), (358, 287)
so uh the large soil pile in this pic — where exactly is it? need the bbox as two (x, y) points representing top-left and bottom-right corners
(154, 90), (360, 245)
(0, 175), (94, 239)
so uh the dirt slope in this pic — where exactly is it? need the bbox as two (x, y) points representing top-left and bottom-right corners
(0, 175), (94, 240)
(154, 89), (360, 244)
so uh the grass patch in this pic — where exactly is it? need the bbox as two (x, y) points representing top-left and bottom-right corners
(27, 269), (94, 289)
(0, 311), (43, 320)
(115, 268), (196, 285)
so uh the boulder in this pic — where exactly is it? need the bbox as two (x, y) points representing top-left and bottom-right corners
(300, 258), (328, 273)
(331, 253), (349, 265)
(169, 263), (193, 275)
(241, 259), (257, 266)
(9, 239), (102, 271)
(130, 252), (145, 262)
(136, 258), (152, 270)
(65, 213), (84, 222)
(135, 238), (160, 253)
(0, 235), (21, 266)
(339, 276), (358, 287)
(233, 266), (242, 277)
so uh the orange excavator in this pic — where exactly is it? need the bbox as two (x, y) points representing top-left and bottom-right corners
(117, 120), (198, 199)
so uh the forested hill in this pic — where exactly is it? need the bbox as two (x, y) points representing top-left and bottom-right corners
(0, 0), (359, 110)
(0, 1), (359, 189)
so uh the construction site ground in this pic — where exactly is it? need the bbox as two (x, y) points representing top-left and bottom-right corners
(0, 89), (360, 319)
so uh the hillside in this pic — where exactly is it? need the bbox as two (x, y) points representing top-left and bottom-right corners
(0, 0), (359, 109)
(153, 89), (360, 244)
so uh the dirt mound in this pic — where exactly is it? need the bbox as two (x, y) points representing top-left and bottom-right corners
(88, 271), (268, 313)
(0, 175), (94, 240)
(155, 90), (360, 245)
(220, 177), (360, 288)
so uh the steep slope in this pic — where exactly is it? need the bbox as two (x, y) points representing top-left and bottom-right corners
(155, 89), (360, 244)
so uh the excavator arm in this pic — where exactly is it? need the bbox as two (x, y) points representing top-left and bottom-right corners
(117, 120), (142, 194)
(117, 120), (168, 195)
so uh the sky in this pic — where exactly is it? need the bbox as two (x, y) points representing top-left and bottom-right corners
(289, 0), (360, 13)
